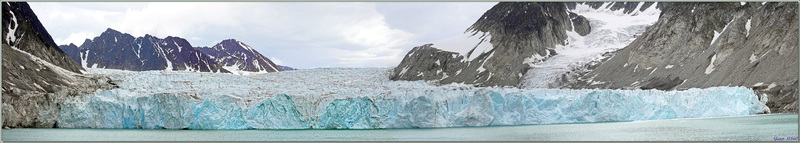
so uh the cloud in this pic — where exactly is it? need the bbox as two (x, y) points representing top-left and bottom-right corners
(111, 2), (244, 40)
(54, 31), (97, 46)
(29, 2), (496, 68)
(270, 57), (285, 66)
(29, 2), (130, 45)
(376, 2), (496, 43)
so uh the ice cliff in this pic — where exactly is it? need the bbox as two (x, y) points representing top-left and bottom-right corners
(56, 68), (769, 129)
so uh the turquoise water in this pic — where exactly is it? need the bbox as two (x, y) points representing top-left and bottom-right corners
(3, 114), (797, 141)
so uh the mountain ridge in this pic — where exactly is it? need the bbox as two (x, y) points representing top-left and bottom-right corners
(195, 39), (282, 73)
(59, 28), (230, 73)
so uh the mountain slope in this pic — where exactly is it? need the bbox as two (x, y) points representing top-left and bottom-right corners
(195, 39), (281, 74)
(3, 2), (83, 73)
(568, 2), (798, 113)
(391, 2), (659, 87)
(59, 28), (230, 73)
(2, 2), (116, 128)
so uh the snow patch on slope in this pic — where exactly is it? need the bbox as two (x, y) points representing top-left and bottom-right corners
(7, 44), (83, 82)
(705, 54), (717, 74)
(222, 64), (268, 75)
(5, 7), (18, 44)
(711, 18), (736, 46)
(80, 50), (90, 69)
(745, 19), (752, 37)
(430, 31), (493, 61)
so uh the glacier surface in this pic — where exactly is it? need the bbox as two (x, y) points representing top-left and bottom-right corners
(55, 68), (769, 129)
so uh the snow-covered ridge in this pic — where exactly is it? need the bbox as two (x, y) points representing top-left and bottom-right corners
(57, 68), (768, 129)
(63, 29), (225, 72)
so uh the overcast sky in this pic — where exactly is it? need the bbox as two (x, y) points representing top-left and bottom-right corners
(30, 2), (496, 69)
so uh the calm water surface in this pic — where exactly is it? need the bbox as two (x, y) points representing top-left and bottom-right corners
(3, 114), (797, 141)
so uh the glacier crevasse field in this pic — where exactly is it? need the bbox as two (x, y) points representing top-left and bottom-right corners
(56, 68), (769, 129)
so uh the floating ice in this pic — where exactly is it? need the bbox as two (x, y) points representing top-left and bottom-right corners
(54, 68), (769, 129)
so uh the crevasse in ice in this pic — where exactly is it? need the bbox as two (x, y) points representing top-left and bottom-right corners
(56, 68), (769, 129)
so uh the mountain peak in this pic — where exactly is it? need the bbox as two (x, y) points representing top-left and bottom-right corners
(196, 39), (281, 73)
(222, 39), (239, 42)
(103, 28), (120, 34)
(81, 39), (92, 46)
(215, 39), (254, 51)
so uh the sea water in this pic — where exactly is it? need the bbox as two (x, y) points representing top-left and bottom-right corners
(3, 114), (796, 141)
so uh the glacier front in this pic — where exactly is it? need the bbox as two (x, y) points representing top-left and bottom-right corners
(52, 68), (770, 129)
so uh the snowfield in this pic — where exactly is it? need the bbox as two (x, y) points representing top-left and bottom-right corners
(56, 68), (769, 129)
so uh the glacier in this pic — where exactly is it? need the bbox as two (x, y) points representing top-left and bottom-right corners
(519, 3), (662, 88)
(54, 68), (769, 129)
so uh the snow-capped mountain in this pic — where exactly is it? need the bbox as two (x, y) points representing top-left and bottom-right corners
(2, 2), (116, 128)
(569, 2), (798, 113)
(392, 2), (636, 87)
(195, 39), (281, 74)
(59, 28), (230, 73)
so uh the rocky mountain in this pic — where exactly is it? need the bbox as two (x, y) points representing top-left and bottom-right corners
(277, 65), (296, 71)
(58, 28), (230, 73)
(567, 2), (798, 113)
(391, 2), (656, 87)
(195, 39), (281, 74)
(2, 2), (116, 128)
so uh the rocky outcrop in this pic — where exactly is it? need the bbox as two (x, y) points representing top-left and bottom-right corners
(195, 39), (281, 73)
(2, 2), (117, 128)
(568, 2), (798, 113)
(58, 28), (230, 73)
(569, 13), (591, 36)
(392, 2), (601, 87)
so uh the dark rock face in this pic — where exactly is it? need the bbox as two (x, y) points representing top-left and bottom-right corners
(58, 28), (229, 73)
(59, 43), (81, 65)
(569, 12), (591, 36)
(2, 2), (116, 128)
(277, 65), (297, 71)
(569, 2), (798, 113)
(2, 2), (83, 73)
(392, 2), (592, 87)
(195, 39), (281, 73)
(391, 44), (466, 82)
